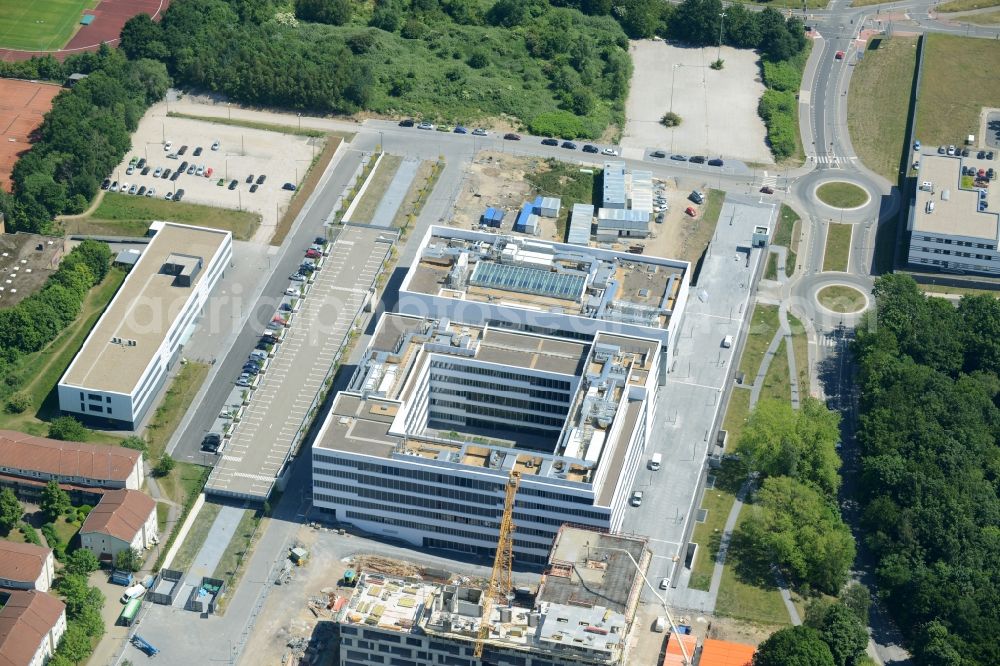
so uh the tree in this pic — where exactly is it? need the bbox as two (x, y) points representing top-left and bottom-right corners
(737, 476), (855, 594)
(153, 453), (175, 477)
(0, 488), (23, 531)
(48, 416), (89, 442)
(754, 626), (835, 666)
(668, 0), (723, 46)
(55, 623), (93, 664)
(736, 398), (842, 496)
(120, 436), (149, 458)
(5, 392), (31, 414)
(294, 0), (352, 25)
(119, 14), (165, 60)
(115, 547), (143, 573)
(56, 573), (105, 619)
(40, 480), (72, 520)
(839, 583), (871, 624)
(64, 549), (100, 577)
(816, 603), (868, 666)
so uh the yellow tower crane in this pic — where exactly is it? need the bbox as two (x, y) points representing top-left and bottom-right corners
(474, 470), (521, 659)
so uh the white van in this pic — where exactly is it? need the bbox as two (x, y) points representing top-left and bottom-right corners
(120, 584), (146, 604)
(649, 453), (662, 471)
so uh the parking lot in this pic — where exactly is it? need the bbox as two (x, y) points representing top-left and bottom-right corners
(622, 41), (772, 164)
(204, 224), (396, 501)
(106, 107), (320, 232)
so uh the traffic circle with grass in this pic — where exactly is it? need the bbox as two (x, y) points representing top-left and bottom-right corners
(814, 181), (871, 209)
(816, 284), (868, 314)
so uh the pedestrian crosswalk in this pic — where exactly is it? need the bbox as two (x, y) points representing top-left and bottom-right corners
(761, 171), (778, 187)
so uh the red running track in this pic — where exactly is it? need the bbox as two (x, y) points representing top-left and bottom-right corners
(0, 0), (171, 62)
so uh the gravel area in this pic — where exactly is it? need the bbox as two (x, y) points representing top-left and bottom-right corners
(622, 41), (773, 164)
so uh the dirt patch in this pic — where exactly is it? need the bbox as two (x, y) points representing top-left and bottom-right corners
(450, 151), (545, 232)
(0, 232), (66, 308)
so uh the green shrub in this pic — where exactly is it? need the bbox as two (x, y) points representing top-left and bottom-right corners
(19, 522), (42, 545)
(529, 111), (584, 139)
(661, 112), (682, 127)
(763, 58), (803, 92)
(5, 392), (31, 414)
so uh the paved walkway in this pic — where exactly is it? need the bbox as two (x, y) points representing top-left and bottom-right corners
(749, 299), (801, 410)
(370, 158), (419, 227)
(173, 505), (245, 607)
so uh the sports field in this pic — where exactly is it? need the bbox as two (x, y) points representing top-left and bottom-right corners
(0, 79), (61, 191)
(0, 0), (97, 51)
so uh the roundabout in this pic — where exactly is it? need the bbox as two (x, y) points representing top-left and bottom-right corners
(815, 181), (871, 209)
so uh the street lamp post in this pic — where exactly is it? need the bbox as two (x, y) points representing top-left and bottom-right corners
(589, 545), (692, 666)
(717, 12), (726, 63)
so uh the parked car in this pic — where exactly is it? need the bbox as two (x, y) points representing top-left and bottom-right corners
(279, 303), (293, 312)
(398, 118), (415, 127)
(670, 154), (688, 161)
(101, 179), (111, 190)
(689, 191), (705, 204)
(541, 138), (559, 146)
(314, 236), (328, 245)
(126, 166), (134, 176)
(947, 145), (956, 155)
(161, 168), (171, 179)
(685, 206), (698, 217)
(689, 155), (706, 164)
(454, 126), (468, 134)
(187, 164), (196, 175)
(988, 151), (996, 160)
(437, 125), (453, 133)
(250, 184), (259, 193)
(129, 157), (138, 167)
(299, 264), (315, 274)
(760, 186), (774, 194)
(282, 182), (297, 191)
(246, 174), (255, 184)
(284, 287), (300, 296)
(504, 133), (521, 141)
(164, 192), (173, 201)
(166, 152), (178, 159)
(205, 167), (214, 178)
(631, 490), (643, 507)
(305, 249), (320, 259)
(128, 184), (138, 195)
(913, 140), (921, 151)
(141, 166), (150, 176)
(708, 158), (724, 167)
(561, 141), (577, 150)
(417, 122), (435, 130)
(659, 578), (670, 590)
(938, 145), (947, 154)
(173, 189), (185, 202)
(178, 145), (188, 155)
(256, 174), (266, 185)
(978, 150), (987, 159)
(193, 146), (203, 156)
(146, 187), (156, 197)
(137, 186), (146, 196)
(472, 128), (488, 136)
(228, 179), (238, 190)
(583, 144), (599, 153)
(194, 165), (203, 176)
(211, 141), (221, 151)
(289, 273), (306, 281)
(171, 171), (181, 181)
(201, 433), (222, 452)
(236, 375), (251, 387)
(602, 148), (619, 156)
(119, 182), (130, 192)
(651, 150), (666, 158)
(153, 167), (162, 177)
(961, 148), (970, 157)
(110, 180), (118, 191)
(179, 160), (189, 172)
(163, 141), (173, 151)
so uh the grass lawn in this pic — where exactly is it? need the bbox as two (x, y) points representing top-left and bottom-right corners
(0, 268), (125, 442)
(823, 224), (853, 272)
(738, 304), (780, 384)
(171, 502), (222, 571)
(817, 285), (867, 313)
(773, 205), (801, 277)
(212, 509), (257, 581)
(915, 35), (1000, 146)
(156, 503), (170, 533)
(764, 252), (778, 280)
(272, 136), (342, 247)
(674, 188), (725, 265)
(349, 155), (403, 224)
(816, 182), (869, 208)
(953, 8), (1000, 24)
(4, 525), (29, 544)
(0, 0), (95, 51)
(75, 193), (260, 241)
(688, 461), (748, 591)
(788, 313), (810, 396)
(847, 36), (919, 182)
(391, 160), (439, 233)
(918, 283), (1000, 297)
(526, 159), (596, 239)
(49, 517), (80, 547)
(715, 509), (793, 625)
(760, 339), (792, 404)
(165, 111), (354, 140)
(722, 388), (752, 447)
(937, 0), (1000, 11)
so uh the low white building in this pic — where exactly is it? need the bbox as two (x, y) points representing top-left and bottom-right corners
(57, 222), (232, 429)
(79, 489), (157, 562)
(0, 589), (66, 666)
(313, 313), (661, 564)
(0, 542), (55, 593)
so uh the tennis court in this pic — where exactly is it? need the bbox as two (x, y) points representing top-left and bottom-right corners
(0, 0), (97, 51)
(0, 79), (61, 191)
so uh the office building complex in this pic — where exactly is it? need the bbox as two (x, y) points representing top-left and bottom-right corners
(334, 526), (649, 666)
(313, 311), (663, 563)
(57, 223), (231, 428)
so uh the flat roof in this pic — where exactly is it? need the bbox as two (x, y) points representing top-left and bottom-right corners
(60, 223), (229, 395)
(539, 525), (648, 615)
(912, 154), (999, 240)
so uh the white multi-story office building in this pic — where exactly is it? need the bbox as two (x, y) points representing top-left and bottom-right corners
(312, 313), (663, 564)
(907, 154), (1000, 275)
(57, 223), (231, 428)
(334, 526), (650, 666)
(398, 227), (689, 376)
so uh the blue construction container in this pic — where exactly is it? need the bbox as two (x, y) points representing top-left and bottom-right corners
(482, 206), (496, 225)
